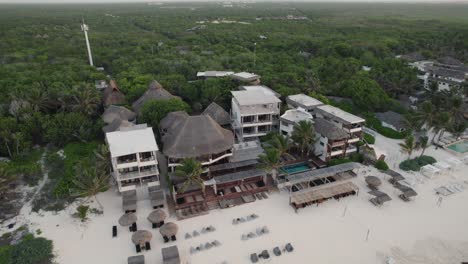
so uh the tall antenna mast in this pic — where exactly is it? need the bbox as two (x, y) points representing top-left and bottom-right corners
(81, 18), (94, 67)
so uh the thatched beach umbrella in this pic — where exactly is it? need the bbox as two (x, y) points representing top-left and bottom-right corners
(119, 213), (137, 226)
(365, 176), (382, 187)
(159, 222), (179, 238)
(147, 209), (167, 224)
(131, 230), (153, 245)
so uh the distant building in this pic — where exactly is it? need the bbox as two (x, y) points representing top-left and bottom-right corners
(315, 104), (365, 139)
(375, 111), (407, 132)
(230, 90), (281, 141)
(279, 108), (313, 136)
(106, 124), (160, 192)
(238, 85), (280, 98)
(230, 72), (261, 84)
(313, 118), (354, 162)
(286, 94), (324, 114)
(95, 80), (107, 90)
(132, 80), (179, 114)
(196, 71), (234, 79)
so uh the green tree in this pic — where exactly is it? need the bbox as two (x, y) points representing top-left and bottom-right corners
(175, 158), (204, 195)
(258, 148), (281, 180)
(418, 135), (429, 157)
(10, 236), (54, 264)
(68, 84), (100, 116)
(291, 120), (316, 157)
(269, 134), (291, 158)
(71, 162), (110, 210)
(140, 98), (190, 128)
(399, 135), (420, 160)
(0, 165), (15, 199)
(341, 73), (391, 112)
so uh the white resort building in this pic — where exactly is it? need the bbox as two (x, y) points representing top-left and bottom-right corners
(230, 89), (281, 141)
(230, 72), (261, 84)
(105, 124), (160, 192)
(286, 94), (324, 114)
(279, 107), (313, 136)
(315, 104), (365, 141)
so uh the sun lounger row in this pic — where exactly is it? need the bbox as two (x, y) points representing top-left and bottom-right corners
(250, 243), (293, 263)
(185, 225), (216, 239)
(189, 240), (222, 254)
(241, 226), (269, 240)
(232, 213), (259, 225)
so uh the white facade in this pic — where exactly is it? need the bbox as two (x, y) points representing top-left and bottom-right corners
(315, 105), (365, 136)
(106, 124), (160, 192)
(231, 90), (281, 141)
(279, 108), (313, 136)
(286, 94), (324, 113)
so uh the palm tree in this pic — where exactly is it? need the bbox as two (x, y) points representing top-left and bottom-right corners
(25, 85), (52, 112)
(69, 84), (100, 116)
(414, 101), (437, 131)
(399, 135), (420, 160)
(72, 162), (110, 210)
(175, 158), (204, 195)
(94, 144), (111, 174)
(258, 148), (281, 181)
(418, 135), (429, 157)
(448, 121), (467, 140)
(269, 134), (291, 158)
(432, 112), (450, 143)
(0, 166), (15, 200)
(291, 120), (316, 157)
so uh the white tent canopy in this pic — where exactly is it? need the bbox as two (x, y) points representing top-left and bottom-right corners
(446, 157), (462, 168)
(433, 161), (451, 172)
(420, 164), (441, 178)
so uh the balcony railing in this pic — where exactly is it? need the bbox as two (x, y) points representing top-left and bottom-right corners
(117, 168), (159, 180)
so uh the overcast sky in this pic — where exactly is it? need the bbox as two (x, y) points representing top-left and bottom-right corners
(0, 0), (466, 3)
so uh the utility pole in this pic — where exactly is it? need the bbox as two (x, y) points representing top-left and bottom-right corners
(253, 42), (257, 68)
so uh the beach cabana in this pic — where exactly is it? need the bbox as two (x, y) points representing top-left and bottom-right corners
(395, 184), (417, 201)
(103, 80), (127, 106)
(446, 157), (462, 170)
(147, 209), (167, 228)
(365, 176), (381, 189)
(162, 245), (181, 264)
(420, 164), (441, 178)
(386, 170), (405, 184)
(433, 161), (451, 174)
(131, 230), (152, 245)
(368, 190), (392, 206)
(128, 255), (145, 264)
(119, 213), (137, 227)
(160, 222), (179, 242)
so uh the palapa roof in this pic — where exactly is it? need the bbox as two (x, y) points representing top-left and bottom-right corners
(102, 105), (136, 124)
(160, 112), (234, 159)
(147, 209), (167, 223)
(119, 213), (137, 226)
(131, 230), (153, 245)
(375, 111), (406, 131)
(103, 80), (126, 106)
(285, 162), (360, 186)
(365, 176), (382, 187)
(160, 222), (179, 237)
(290, 181), (359, 205)
(202, 102), (231, 126)
(132, 80), (179, 113)
(313, 118), (349, 140)
(102, 119), (135, 133)
(437, 56), (463, 66)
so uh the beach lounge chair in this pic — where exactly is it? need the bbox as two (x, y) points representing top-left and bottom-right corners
(145, 242), (151, 250)
(193, 230), (200, 237)
(171, 235), (177, 241)
(273, 247), (281, 256)
(250, 253), (258, 263)
(185, 233), (192, 239)
(136, 244), (141, 253)
(261, 192), (268, 199)
(242, 234), (248, 240)
(112, 225), (117, 237)
(262, 226), (269, 234)
(285, 243), (294, 252)
(256, 228), (263, 236)
(190, 247), (196, 254)
(205, 242), (212, 249)
(260, 250), (270, 259)
(212, 240), (221, 247)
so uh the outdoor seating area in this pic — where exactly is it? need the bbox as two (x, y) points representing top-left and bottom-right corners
(395, 183), (418, 201)
(250, 243), (294, 263)
(232, 213), (259, 225)
(132, 230), (153, 253)
(368, 190), (392, 206)
(147, 209), (167, 229)
(185, 225), (216, 240)
(189, 240), (222, 255)
(122, 190), (137, 213)
(159, 222), (179, 243)
(420, 164), (441, 178)
(241, 226), (270, 240)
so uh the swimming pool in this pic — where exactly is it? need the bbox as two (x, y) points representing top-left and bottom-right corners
(281, 162), (313, 174)
(447, 140), (468, 153)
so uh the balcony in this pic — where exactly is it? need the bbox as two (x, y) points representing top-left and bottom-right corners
(346, 146), (357, 153)
(329, 140), (346, 147)
(347, 137), (360, 143)
(330, 149), (344, 156)
(116, 161), (139, 169)
(117, 167), (159, 180)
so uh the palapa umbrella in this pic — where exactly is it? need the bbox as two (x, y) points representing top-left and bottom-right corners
(159, 222), (179, 237)
(365, 176), (382, 187)
(147, 209), (167, 223)
(119, 213), (137, 226)
(131, 230), (152, 245)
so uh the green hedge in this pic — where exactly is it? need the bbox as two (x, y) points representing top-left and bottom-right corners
(327, 153), (363, 166)
(374, 160), (389, 171)
(363, 133), (376, 144)
(399, 155), (436, 171)
(0, 236), (53, 264)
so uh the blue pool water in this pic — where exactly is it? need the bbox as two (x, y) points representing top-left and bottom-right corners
(447, 140), (468, 153)
(281, 163), (312, 174)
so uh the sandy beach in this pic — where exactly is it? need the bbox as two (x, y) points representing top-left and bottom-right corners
(2, 134), (468, 264)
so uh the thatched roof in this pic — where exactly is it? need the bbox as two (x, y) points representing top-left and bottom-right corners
(102, 119), (134, 133)
(365, 176), (382, 187)
(202, 102), (230, 126)
(314, 118), (349, 140)
(147, 209), (167, 223)
(160, 222), (178, 237)
(131, 230), (152, 245)
(119, 213), (137, 226)
(400, 52), (425, 62)
(102, 105), (136, 124)
(160, 111), (234, 159)
(132, 80), (179, 113)
(103, 80), (126, 106)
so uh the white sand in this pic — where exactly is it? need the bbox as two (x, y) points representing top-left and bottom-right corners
(2, 134), (468, 264)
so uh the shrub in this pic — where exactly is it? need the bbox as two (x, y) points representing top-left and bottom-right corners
(75, 205), (90, 222)
(374, 160), (389, 171)
(365, 115), (407, 139)
(10, 237), (53, 264)
(364, 133), (375, 144)
(399, 155), (436, 171)
(0, 245), (12, 264)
